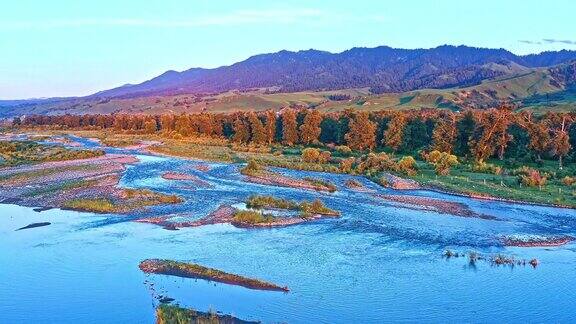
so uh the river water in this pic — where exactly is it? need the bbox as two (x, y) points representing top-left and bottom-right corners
(1, 137), (575, 323)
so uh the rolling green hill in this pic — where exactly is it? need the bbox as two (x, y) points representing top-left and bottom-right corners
(1, 62), (574, 117)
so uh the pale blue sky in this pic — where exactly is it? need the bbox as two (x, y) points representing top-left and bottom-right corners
(1, 0), (574, 99)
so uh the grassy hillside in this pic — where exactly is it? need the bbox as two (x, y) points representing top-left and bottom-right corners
(1, 66), (573, 117)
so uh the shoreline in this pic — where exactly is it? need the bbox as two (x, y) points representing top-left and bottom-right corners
(3, 130), (574, 210)
(139, 259), (289, 292)
(421, 183), (576, 210)
(140, 145), (575, 210)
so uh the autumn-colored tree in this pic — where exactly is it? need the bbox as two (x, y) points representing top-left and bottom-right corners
(519, 112), (552, 162)
(282, 109), (299, 146)
(264, 110), (276, 144)
(211, 114), (224, 137)
(383, 112), (407, 151)
(196, 113), (214, 137)
(339, 157), (355, 173)
(544, 112), (574, 169)
(175, 114), (192, 137)
(143, 118), (157, 134)
(468, 106), (513, 163)
(432, 111), (457, 153)
(95, 115), (108, 129)
(247, 112), (267, 145)
(232, 115), (250, 144)
(160, 114), (176, 133)
(494, 105), (514, 160)
(113, 115), (128, 132)
(345, 112), (377, 151)
(299, 110), (323, 145)
(127, 115), (143, 131)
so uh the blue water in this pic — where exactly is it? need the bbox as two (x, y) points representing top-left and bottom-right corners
(1, 136), (576, 323)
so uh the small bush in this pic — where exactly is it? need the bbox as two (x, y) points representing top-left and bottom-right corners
(301, 148), (321, 163)
(424, 150), (443, 164)
(299, 199), (339, 217)
(336, 145), (352, 156)
(562, 176), (576, 186)
(397, 156), (417, 176)
(232, 210), (276, 224)
(424, 150), (459, 175)
(339, 157), (355, 173)
(246, 195), (298, 210)
(319, 150), (332, 164)
(303, 177), (337, 192)
(356, 152), (397, 174)
(518, 168), (547, 188)
(345, 179), (363, 188)
(471, 162), (502, 175)
(240, 159), (262, 176)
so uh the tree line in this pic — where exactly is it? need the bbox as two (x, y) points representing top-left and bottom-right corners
(17, 106), (576, 168)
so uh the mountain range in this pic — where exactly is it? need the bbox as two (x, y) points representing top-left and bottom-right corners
(93, 45), (576, 98)
(1, 45), (575, 116)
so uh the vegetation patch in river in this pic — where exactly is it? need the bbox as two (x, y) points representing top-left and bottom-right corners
(156, 304), (258, 324)
(63, 189), (183, 213)
(0, 164), (101, 186)
(502, 234), (574, 247)
(444, 250), (540, 268)
(24, 177), (103, 197)
(139, 259), (289, 292)
(240, 160), (337, 192)
(136, 205), (237, 229)
(232, 195), (340, 227)
(0, 149), (182, 214)
(138, 196), (340, 230)
(246, 195), (339, 217)
(0, 140), (103, 166)
(232, 210), (278, 226)
(375, 194), (496, 220)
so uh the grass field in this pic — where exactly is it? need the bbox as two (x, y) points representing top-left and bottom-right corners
(412, 161), (576, 207)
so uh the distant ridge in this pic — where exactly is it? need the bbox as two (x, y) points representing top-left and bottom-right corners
(91, 45), (576, 98)
(1, 45), (575, 117)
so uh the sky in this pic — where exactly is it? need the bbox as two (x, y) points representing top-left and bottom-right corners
(1, 0), (575, 100)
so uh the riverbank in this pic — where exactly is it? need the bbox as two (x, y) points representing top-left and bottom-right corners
(0, 152), (183, 214)
(4, 129), (575, 209)
(138, 134), (576, 209)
